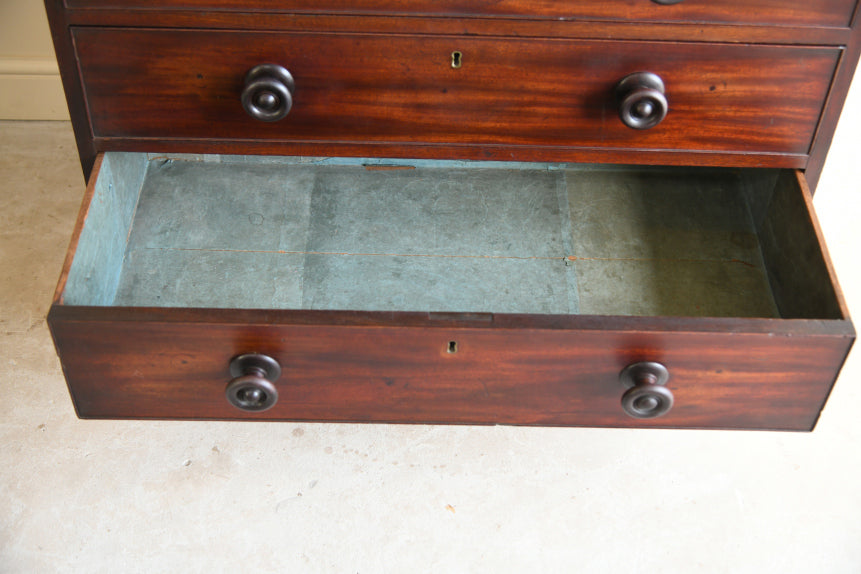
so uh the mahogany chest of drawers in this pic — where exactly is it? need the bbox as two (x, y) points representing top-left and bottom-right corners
(45, 0), (858, 430)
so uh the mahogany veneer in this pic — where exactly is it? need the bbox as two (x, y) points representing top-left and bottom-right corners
(45, 0), (858, 429)
(62, 0), (858, 29)
(74, 29), (838, 162)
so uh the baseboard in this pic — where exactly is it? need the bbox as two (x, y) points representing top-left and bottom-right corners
(0, 58), (69, 120)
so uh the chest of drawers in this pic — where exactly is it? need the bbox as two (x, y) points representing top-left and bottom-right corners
(45, 0), (858, 429)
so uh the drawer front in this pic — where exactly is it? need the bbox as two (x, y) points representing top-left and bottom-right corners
(74, 29), (839, 162)
(49, 313), (851, 430)
(63, 0), (859, 29)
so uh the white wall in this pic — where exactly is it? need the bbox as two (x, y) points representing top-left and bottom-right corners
(0, 0), (69, 119)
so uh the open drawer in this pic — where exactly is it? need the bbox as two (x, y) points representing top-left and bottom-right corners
(47, 152), (854, 430)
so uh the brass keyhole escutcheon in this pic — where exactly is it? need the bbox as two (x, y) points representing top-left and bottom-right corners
(451, 51), (463, 69)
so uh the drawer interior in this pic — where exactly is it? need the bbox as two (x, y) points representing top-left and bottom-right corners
(59, 152), (843, 320)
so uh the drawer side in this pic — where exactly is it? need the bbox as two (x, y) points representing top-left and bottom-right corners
(60, 153), (147, 305)
(756, 170), (849, 320)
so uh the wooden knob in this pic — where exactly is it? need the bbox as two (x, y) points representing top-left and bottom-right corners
(619, 361), (673, 419)
(241, 64), (294, 122)
(615, 72), (668, 130)
(226, 353), (281, 412)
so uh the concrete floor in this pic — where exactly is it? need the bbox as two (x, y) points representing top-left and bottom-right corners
(2, 81), (861, 571)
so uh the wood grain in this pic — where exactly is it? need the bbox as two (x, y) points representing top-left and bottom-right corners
(74, 29), (840, 164)
(45, 0), (96, 178)
(804, 8), (861, 191)
(45, 156), (855, 430)
(48, 308), (852, 430)
(58, 11), (857, 47)
(43, 0), (859, 430)
(63, 0), (858, 29)
(51, 154), (104, 304)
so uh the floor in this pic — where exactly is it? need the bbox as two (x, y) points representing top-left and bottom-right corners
(2, 80), (861, 572)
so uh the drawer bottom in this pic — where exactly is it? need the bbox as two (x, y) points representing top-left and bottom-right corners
(60, 154), (839, 320)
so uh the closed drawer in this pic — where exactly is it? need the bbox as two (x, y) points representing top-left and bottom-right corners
(73, 28), (840, 166)
(48, 152), (854, 429)
(63, 0), (859, 29)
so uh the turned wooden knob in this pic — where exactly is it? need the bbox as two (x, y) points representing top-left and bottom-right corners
(225, 353), (281, 412)
(241, 64), (295, 122)
(619, 361), (674, 419)
(615, 72), (668, 130)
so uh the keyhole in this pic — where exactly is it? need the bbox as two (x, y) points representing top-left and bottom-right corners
(451, 51), (463, 69)
(447, 341), (458, 354)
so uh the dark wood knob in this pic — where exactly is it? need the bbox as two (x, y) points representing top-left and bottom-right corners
(619, 361), (673, 419)
(615, 72), (668, 130)
(226, 353), (281, 412)
(241, 64), (294, 122)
